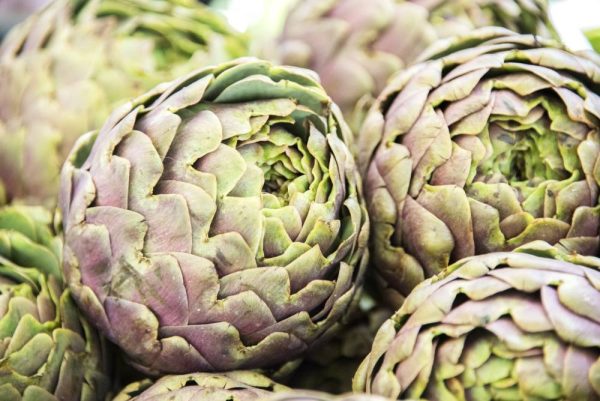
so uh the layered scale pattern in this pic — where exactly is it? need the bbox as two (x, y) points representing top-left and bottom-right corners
(265, 392), (395, 401)
(278, 0), (555, 129)
(60, 59), (369, 374)
(0, 206), (109, 401)
(354, 242), (600, 400)
(113, 371), (289, 401)
(0, 0), (247, 205)
(360, 28), (600, 306)
(114, 372), (396, 401)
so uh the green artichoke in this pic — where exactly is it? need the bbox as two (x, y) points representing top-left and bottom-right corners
(360, 27), (600, 307)
(0, 0), (247, 205)
(278, 0), (556, 129)
(113, 371), (289, 401)
(354, 241), (600, 400)
(0, 205), (110, 401)
(60, 58), (369, 375)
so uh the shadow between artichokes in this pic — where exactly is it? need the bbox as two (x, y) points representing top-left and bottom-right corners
(278, 0), (556, 130)
(354, 241), (600, 400)
(0, 0), (247, 205)
(360, 27), (600, 307)
(60, 58), (369, 375)
(285, 289), (393, 394)
(0, 205), (110, 401)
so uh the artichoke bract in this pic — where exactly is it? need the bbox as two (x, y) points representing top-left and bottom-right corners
(360, 27), (600, 307)
(265, 391), (397, 401)
(278, 0), (556, 129)
(354, 242), (600, 400)
(0, 205), (110, 401)
(0, 0), (247, 205)
(113, 371), (289, 401)
(60, 58), (369, 375)
(585, 28), (600, 54)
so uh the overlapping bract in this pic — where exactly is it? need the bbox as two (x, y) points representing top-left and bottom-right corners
(60, 58), (369, 375)
(354, 242), (600, 400)
(278, 0), (556, 128)
(0, 0), (247, 205)
(0, 205), (110, 401)
(265, 391), (397, 401)
(113, 371), (289, 401)
(360, 27), (600, 307)
(112, 373), (400, 401)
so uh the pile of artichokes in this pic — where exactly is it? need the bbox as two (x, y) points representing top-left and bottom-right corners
(0, 0), (599, 400)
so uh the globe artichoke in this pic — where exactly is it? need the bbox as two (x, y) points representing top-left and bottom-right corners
(360, 27), (600, 307)
(354, 241), (600, 400)
(0, 0), (247, 205)
(60, 58), (369, 375)
(265, 391), (397, 401)
(0, 205), (110, 401)
(113, 371), (289, 401)
(278, 0), (556, 129)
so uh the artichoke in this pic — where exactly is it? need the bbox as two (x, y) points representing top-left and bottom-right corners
(278, 0), (556, 128)
(60, 58), (369, 375)
(113, 371), (289, 401)
(113, 374), (398, 401)
(585, 28), (600, 54)
(265, 391), (396, 401)
(360, 27), (600, 307)
(0, 205), (110, 401)
(354, 241), (600, 400)
(288, 291), (393, 394)
(0, 0), (247, 205)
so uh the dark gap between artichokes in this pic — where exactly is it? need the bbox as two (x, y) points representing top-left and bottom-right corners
(359, 27), (600, 307)
(60, 58), (369, 375)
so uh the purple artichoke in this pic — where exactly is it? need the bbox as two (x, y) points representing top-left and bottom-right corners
(60, 58), (369, 375)
(354, 241), (600, 400)
(278, 0), (556, 129)
(360, 27), (600, 307)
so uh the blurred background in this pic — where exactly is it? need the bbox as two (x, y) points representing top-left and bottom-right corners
(1, 0), (599, 51)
